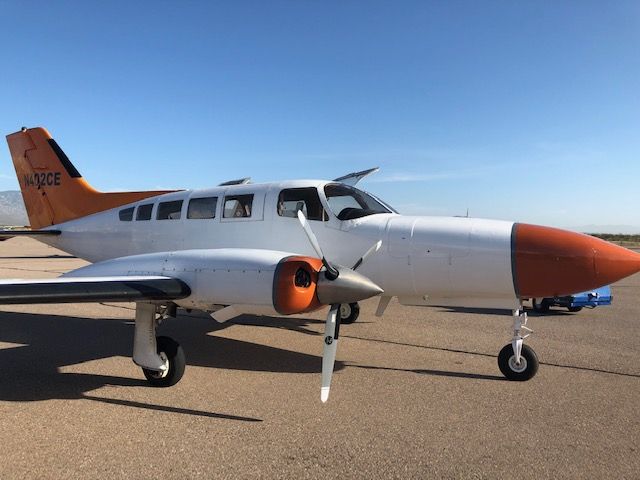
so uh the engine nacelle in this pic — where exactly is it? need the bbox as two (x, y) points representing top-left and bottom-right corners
(65, 248), (324, 314)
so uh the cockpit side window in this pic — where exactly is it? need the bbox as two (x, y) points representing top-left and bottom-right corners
(323, 183), (391, 220)
(277, 188), (327, 221)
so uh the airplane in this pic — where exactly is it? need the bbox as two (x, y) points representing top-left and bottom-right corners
(2, 126), (640, 403)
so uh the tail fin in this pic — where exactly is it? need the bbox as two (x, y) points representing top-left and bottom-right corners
(6, 127), (177, 229)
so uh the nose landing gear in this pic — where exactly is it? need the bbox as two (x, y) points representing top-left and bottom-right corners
(498, 307), (539, 381)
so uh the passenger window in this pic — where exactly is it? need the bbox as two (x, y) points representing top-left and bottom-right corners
(277, 188), (326, 221)
(119, 207), (134, 221)
(187, 197), (217, 219)
(157, 200), (183, 220)
(136, 203), (153, 221)
(223, 194), (253, 218)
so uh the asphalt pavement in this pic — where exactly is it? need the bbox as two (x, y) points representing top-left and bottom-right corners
(0, 237), (638, 479)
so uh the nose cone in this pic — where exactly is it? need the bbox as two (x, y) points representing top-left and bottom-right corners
(513, 223), (640, 298)
(316, 266), (384, 305)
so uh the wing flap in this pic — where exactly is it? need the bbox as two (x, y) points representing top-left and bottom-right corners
(0, 276), (190, 304)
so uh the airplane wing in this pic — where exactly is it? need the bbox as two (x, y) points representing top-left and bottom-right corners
(0, 276), (190, 304)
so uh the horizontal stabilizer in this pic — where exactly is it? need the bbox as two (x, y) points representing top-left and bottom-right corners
(0, 229), (61, 241)
(0, 276), (191, 304)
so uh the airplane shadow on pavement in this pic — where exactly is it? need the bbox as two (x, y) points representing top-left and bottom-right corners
(0, 310), (338, 421)
(438, 306), (575, 317)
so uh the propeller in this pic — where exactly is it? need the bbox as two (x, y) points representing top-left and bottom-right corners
(297, 211), (339, 279)
(321, 304), (340, 402)
(352, 240), (382, 271)
(297, 211), (383, 402)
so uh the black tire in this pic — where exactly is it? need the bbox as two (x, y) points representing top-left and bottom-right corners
(568, 306), (583, 313)
(339, 302), (360, 324)
(142, 336), (186, 387)
(498, 343), (539, 381)
(532, 298), (550, 313)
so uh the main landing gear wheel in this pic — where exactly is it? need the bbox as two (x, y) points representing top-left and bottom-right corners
(142, 336), (186, 387)
(498, 343), (539, 381)
(532, 298), (550, 313)
(568, 306), (583, 313)
(339, 302), (360, 324)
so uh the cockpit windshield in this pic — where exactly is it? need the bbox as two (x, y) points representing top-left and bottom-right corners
(323, 183), (393, 220)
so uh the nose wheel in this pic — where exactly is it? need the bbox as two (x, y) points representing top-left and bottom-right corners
(498, 307), (539, 381)
(498, 343), (538, 380)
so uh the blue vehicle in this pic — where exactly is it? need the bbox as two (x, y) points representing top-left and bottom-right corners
(531, 285), (612, 313)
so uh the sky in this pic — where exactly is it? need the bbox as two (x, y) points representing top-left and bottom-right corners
(0, 1), (638, 232)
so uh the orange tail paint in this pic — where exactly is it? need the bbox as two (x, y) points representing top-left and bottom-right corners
(6, 127), (178, 229)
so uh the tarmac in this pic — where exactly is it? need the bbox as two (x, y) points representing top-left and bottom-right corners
(0, 237), (638, 479)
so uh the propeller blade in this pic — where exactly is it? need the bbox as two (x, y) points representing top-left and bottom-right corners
(297, 210), (338, 280)
(351, 240), (382, 270)
(321, 304), (340, 403)
(297, 210), (324, 259)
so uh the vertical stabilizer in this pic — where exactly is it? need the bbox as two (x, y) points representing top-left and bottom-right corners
(6, 127), (177, 229)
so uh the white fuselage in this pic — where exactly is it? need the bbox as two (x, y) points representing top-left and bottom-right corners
(41, 180), (520, 309)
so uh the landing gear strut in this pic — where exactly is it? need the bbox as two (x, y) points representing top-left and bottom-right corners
(498, 307), (539, 381)
(133, 302), (186, 387)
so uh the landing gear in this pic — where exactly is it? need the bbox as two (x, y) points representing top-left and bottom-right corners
(339, 302), (360, 324)
(531, 298), (549, 313)
(498, 344), (539, 381)
(568, 306), (583, 313)
(498, 307), (539, 381)
(133, 302), (185, 387)
(142, 336), (186, 387)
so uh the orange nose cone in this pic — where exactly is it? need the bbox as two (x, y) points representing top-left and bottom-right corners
(513, 223), (640, 298)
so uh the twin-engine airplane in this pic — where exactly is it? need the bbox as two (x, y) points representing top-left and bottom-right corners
(3, 127), (640, 402)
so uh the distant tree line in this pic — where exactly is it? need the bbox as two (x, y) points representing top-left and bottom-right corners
(589, 233), (640, 245)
